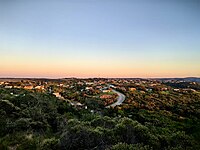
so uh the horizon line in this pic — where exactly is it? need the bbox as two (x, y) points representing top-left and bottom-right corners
(0, 76), (199, 80)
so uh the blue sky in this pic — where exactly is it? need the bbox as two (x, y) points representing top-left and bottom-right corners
(0, 0), (200, 78)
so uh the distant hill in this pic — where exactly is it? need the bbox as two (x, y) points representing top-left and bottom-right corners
(1, 77), (200, 83)
(156, 77), (200, 83)
(183, 77), (200, 83)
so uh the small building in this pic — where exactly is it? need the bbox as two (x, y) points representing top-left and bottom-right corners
(100, 94), (112, 99)
(140, 91), (146, 94)
(146, 88), (152, 92)
(102, 89), (112, 93)
(24, 85), (33, 90)
(5, 85), (12, 89)
(174, 89), (180, 92)
(85, 87), (93, 90)
(129, 88), (136, 92)
(14, 86), (21, 89)
(161, 87), (168, 91)
(53, 92), (62, 98)
(86, 82), (94, 85)
(35, 85), (45, 90)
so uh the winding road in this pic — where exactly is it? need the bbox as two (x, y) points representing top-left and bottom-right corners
(106, 89), (126, 108)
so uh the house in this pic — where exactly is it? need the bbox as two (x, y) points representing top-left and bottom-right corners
(24, 85), (33, 90)
(76, 102), (83, 106)
(146, 88), (152, 92)
(140, 91), (146, 94)
(183, 88), (196, 92)
(34, 85), (45, 90)
(85, 87), (93, 90)
(174, 89), (180, 92)
(53, 92), (62, 98)
(161, 87), (168, 91)
(63, 85), (69, 88)
(102, 89), (112, 93)
(109, 84), (116, 89)
(129, 88), (136, 92)
(5, 85), (12, 89)
(96, 86), (102, 89)
(100, 94), (112, 99)
(150, 84), (157, 87)
(14, 86), (21, 89)
(57, 84), (63, 87)
(70, 101), (84, 108)
(190, 89), (196, 92)
(86, 82), (94, 85)
(77, 81), (84, 85)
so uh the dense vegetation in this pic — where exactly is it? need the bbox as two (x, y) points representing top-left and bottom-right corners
(0, 84), (200, 150)
(164, 82), (200, 90)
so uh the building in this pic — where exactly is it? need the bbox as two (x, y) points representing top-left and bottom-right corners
(24, 85), (33, 90)
(100, 94), (112, 99)
(5, 85), (12, 89)
(129, 88), (136, 92)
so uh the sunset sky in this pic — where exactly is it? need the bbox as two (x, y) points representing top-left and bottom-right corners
(0, 0), (200, 78)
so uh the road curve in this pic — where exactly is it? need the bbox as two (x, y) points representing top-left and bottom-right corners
(106, 89), (126, 108)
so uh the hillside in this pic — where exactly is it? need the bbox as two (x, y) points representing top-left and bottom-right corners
(0, 79), (200, 149)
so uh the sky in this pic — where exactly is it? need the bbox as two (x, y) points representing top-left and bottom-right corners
(0, 0), (200, 78)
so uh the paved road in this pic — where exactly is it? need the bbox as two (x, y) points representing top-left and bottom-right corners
(106, 89), (126, 108)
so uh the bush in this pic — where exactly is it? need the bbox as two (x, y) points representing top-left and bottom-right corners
(0, 100), (20, 114)
(91, 116), (116, 129)
(170, 131), (193, 149)
(59, 124), (102, 149)
(108, 142), (134, 150)
(114, 118), (139, 144)
(41, 138), (58, 150)
(108, 143), (152, 150)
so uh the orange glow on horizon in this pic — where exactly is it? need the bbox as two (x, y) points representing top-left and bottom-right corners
(1, 64), (199, 78)
(0, 54), (199, 78)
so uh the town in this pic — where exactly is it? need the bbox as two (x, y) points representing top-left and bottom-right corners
(0, 77), (199, 111)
